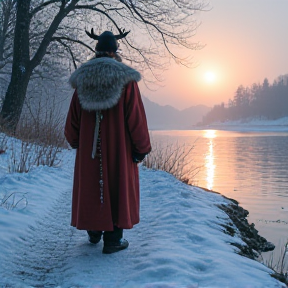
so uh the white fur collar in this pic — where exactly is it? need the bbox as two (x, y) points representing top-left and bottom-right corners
(69, 57), (141, 111)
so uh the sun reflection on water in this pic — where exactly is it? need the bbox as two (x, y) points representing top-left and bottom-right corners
(203, 130), (216, 190)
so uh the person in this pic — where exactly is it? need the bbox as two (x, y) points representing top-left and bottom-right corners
(64, 29), (151, 254)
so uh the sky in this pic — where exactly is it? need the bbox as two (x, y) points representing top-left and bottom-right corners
(140, 0), (288, 110)
(0, 134), (284, 287)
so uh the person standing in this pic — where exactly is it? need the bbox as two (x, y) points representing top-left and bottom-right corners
(64, 29), (151, 254)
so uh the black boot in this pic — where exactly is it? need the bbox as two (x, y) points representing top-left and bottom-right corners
(102, 226), (129, 254)
(87, 230), (102, 244)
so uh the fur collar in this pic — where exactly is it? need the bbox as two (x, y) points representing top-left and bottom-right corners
(69, 57), (141, 111)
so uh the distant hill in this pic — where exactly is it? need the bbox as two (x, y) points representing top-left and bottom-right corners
(142, 97), (211, 130)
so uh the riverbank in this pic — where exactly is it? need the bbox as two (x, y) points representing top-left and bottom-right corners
(200, 116), (288, 132)
(199, 185), (288, 285)
(0, 144), (285, 287)
(218, 200), (288, 285)
(198, 187), (275, 256)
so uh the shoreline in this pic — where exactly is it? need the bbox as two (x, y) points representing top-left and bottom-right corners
(196, 117), (288, 132)
(198, 186), (288, 284)
(197, 186), (275, 258)
(196, 125), (288, 132)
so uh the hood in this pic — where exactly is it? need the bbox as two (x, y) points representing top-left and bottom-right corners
(69, 57), (141, 111)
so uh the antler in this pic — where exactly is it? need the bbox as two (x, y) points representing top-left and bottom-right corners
(85, 28), (130, 40)
(115, 28), (130, 40)
(85, 28), (99, 40)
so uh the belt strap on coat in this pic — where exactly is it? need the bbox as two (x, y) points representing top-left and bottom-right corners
(92, 111), (101, 159)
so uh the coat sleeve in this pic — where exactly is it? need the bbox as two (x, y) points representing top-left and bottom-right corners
(64, 90), (82, 149)
(124, 81), (152, 157)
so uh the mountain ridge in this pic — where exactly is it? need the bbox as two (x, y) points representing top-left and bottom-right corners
(142, 96), (211, 130)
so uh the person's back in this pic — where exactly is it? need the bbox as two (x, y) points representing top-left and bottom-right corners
(64, 30), (151, 254)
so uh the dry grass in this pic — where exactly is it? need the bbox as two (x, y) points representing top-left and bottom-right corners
(1, 94), (67, 173)
(4, 111), (65, 173)
(142, 138), (201, 184)
(7, 139), (62, 173)
(0, 192), (28, 210)
(16, 96), (66, 148)
(262, 241), (288, 284)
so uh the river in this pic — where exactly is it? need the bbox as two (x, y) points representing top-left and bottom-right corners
(150, 129), (288, 268)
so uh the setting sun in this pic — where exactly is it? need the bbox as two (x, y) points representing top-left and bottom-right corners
(204, 71), (216, 83)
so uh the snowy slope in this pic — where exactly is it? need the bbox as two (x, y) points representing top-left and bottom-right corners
(0, 142), (285, 288)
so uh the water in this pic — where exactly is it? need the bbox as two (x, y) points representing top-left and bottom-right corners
(150, 130), (288, 267)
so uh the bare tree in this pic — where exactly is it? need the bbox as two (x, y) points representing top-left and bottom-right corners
(0, 0), (16, 100)
(0, 0), (208, 132)
(0, 0), (15, 69)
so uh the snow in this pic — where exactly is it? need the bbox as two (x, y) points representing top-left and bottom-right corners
(203, 117), (288, 132)
(0, 134), (285, 288)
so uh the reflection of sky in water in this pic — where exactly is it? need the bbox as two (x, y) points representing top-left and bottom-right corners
(203, 130), (216, 190)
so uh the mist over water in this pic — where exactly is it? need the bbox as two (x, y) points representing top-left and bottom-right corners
(151, 130), (288, 265)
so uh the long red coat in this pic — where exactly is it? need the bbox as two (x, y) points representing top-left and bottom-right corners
(65, 58), (151, 231)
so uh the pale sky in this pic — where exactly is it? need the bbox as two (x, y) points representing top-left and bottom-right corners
(140, 0), (288, 110)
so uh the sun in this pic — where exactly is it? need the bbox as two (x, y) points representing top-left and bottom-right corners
(204, 71), (216, 84)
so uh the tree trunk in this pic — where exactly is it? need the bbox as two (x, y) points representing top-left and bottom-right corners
(0, 0), (31, 132)
(0, 0), (73, 133)
(0, 68), (32, 131)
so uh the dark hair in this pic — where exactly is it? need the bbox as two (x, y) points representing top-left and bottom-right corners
(94, 51), (122, 62)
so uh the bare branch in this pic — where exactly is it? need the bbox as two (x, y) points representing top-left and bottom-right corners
(30, 0), (79, 70)
(74, 5), (124, 35)
(52, 38), (78, 69)
(51, 36), (94, 52)
(120, 0), (186, 61)
(29, 0), (60, 19)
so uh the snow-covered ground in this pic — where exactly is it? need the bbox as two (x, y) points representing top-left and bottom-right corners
(204, 117), (288, 132)
(0, 135), (285, 288)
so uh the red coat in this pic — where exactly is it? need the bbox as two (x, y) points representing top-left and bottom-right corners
(65, 57), (151, 231)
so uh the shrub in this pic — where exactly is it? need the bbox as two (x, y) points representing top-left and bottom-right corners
(1, 92), (67, 173)
(142, 138), (201, 184)
(7, 139), (62, 173)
